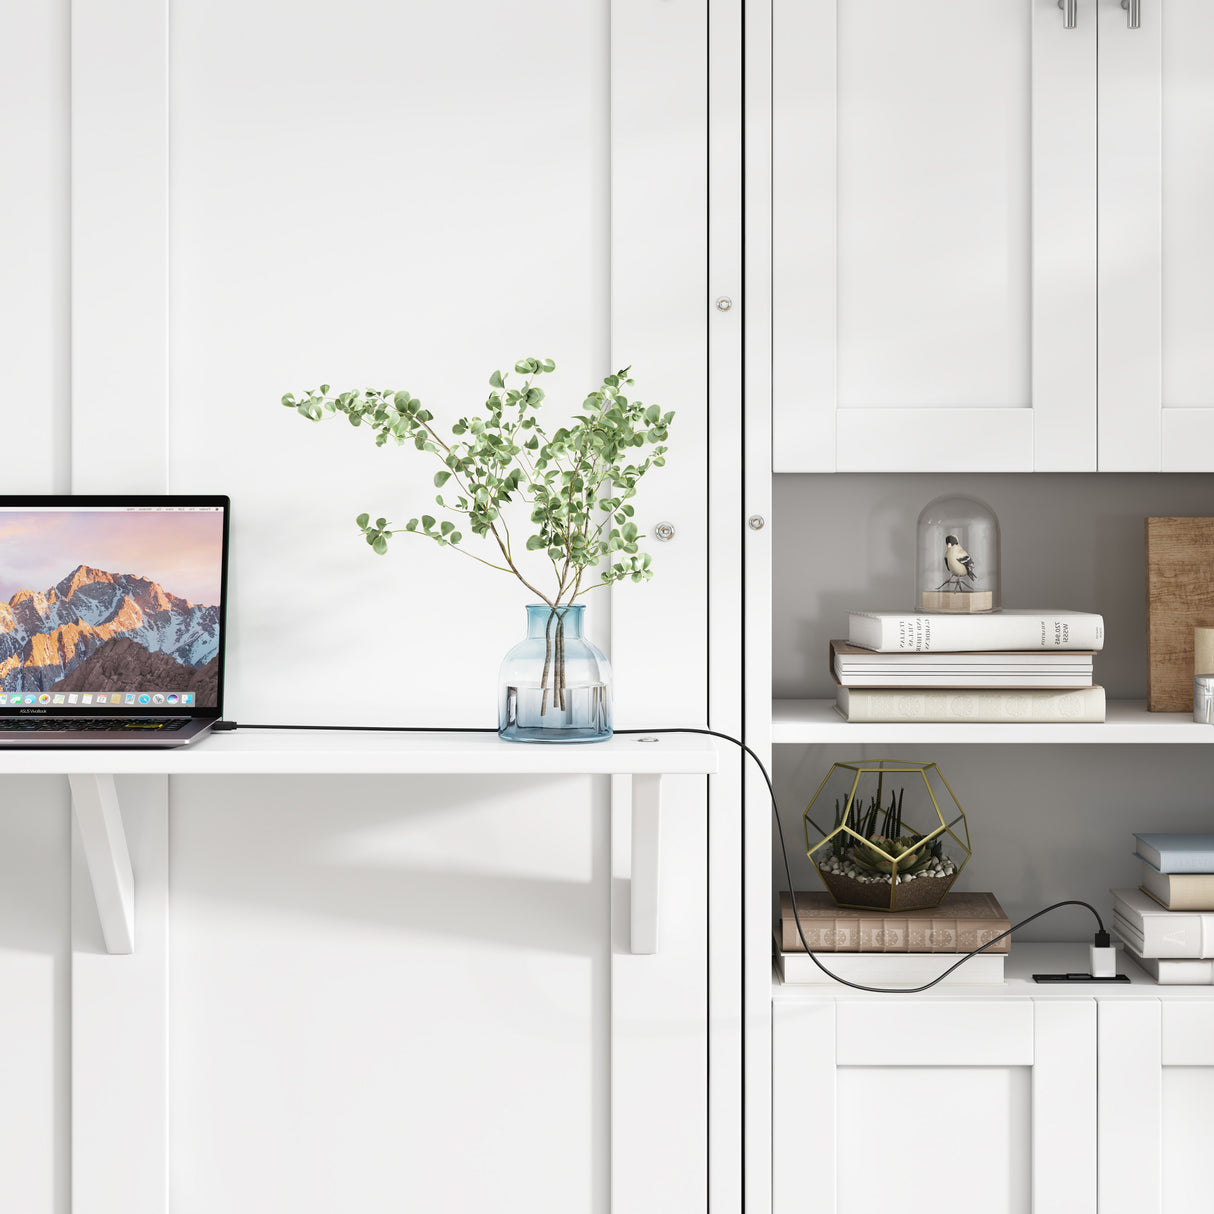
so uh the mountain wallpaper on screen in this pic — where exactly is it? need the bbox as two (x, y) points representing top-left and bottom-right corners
(0, 565), (220, 698)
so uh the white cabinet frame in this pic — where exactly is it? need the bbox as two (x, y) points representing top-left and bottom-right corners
(773, 997), (1098, 1213)
(1098, 999), (1214, 1214)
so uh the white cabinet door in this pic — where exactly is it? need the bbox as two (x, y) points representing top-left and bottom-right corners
(1099, 1000), (1214, 1214)
(772, 999), (1096, 1214)
(771, 0), (1096, 472)
(1098, 0), (1214, 470)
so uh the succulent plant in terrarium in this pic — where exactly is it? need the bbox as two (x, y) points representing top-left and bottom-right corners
(850, 833), (935, 877)
(830, 786), (947, 875)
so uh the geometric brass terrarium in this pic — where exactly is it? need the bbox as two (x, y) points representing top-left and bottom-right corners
(803, 759), (972, 912)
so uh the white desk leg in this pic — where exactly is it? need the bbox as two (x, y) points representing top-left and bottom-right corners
(69, 774), (135, 954)
(631, 774), (661, 954)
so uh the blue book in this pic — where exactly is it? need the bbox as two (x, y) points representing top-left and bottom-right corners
(1134, 834), (1214, 874)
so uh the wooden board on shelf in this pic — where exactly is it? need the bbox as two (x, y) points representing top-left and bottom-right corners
(1145, 518), (1214, 711)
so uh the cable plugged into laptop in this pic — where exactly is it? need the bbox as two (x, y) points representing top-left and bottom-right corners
(209, 720), (240, 732)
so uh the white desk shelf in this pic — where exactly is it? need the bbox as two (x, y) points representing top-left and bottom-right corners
(3, 728), (720, 774)
(773, 699), (1208, 745)
(22, 730), (720, 957)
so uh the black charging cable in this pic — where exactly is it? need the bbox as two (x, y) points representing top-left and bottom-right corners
(220, 719), (1110, 993)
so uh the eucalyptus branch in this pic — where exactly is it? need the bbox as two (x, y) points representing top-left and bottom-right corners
(281, 358), (674, 610)
(383, 526), (512, 575)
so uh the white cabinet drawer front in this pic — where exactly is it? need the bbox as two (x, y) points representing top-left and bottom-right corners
(836, 1000), (1034, 1067)
(772, 0), (1096, 472)
(837, 1065), (1032, 1214)
(1161, 1002), (1214, 1066)
(1100, 0), (1214, 469)
(773, 999), (1096, 1214)
(1162, 1068), (1214, 1214)
(832, 1), (1032, 416)
(1162, 1), (1214, 417)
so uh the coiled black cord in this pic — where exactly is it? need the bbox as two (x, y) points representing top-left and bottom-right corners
(226, 720), (1106, 993)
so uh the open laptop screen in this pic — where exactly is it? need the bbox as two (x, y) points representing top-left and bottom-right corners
(0, 497), (228, 715)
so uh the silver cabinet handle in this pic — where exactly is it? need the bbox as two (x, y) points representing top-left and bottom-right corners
(1121, 0), (1141, 28)
(1058, 0), (1077, 29)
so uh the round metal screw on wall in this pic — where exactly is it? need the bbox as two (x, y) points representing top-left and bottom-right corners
(654, 522), (676, 542)
(715, 297), (733, 312)
(748, 515), (765, 531)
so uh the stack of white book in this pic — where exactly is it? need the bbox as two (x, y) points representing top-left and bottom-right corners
(835, 609), (1105, 723)
(1113, 833), (1214, 983)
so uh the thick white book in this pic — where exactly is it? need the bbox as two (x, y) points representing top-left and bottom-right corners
(837, 671), (1094, 689)
(1121, 937), (1214, 985)
(847, 609), (1105, 653)
(774, 937), (1006, 986)
(1112, 887), (1214, 957)
(834, 682), (1106, 723)
(831, 640), (1094, 688)
(831, 641), (1096, 672)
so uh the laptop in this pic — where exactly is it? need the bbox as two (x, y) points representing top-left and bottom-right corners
(0, 495), (230, 747)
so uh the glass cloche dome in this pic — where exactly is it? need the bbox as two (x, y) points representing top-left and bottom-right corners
(916, 494), (1001, 613)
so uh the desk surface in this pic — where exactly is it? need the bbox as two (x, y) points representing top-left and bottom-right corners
(0, 726), (721, 776)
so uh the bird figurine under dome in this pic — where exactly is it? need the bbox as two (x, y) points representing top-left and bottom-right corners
(915, 494), (1000, 613)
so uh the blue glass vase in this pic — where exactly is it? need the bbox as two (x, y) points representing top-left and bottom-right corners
(498, 603), (612, 743)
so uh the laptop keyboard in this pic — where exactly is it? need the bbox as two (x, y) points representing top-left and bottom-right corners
(0, 717), (191, 732)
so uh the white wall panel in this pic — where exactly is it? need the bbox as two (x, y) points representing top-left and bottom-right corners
(170, 774), (610, 1214)
(72, 777), (169, 1214)
(71, 0), (169, 492)
(1, 0), (70, 490)
(168, 0), (614, 727)
(0, 778), (70, 1214)
(0, 8), (72, 1213)
(159, 6), (711, 1213)
(609, 0), (708, 731)
(10, 2), (713, 1211)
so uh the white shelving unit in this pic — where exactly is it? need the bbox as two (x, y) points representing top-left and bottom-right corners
(51, 729), (719, 957)
(773, 699), (1206, 745)
(750, 2), (1214, 1209)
